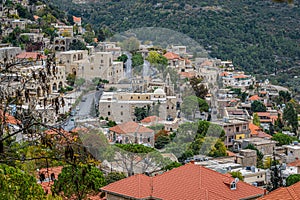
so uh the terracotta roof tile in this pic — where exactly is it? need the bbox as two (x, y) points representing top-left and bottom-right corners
(249, 95), (260, 101)
(200, 60), (213, 67)
(37, 166), (63, 194)
(233, 75), (248, 79)
(0, 111), (21, 125)
(72, 16), (81, 23)
(109, 121), (154, 135)
(163, 52), (180, 60)
(179, 71), (196, 78)
(259, 181), (300, 200)
(288, 158), (300, 167)
(220, 72), (229, 77)
(16, 52), (47, 60)
(101, 164), (264, 200)
(141, 116), (162, 123)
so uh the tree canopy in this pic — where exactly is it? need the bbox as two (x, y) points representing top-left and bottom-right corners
(52, 165), (106, 199)
(0, 164), (45, 199)
(286, 174), (300, 187)
(251, 100), (267, 112)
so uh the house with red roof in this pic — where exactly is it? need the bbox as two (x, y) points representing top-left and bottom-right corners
(249, 123), (272, 139)
(109, 121), (154, 147)
(255, 112), (278, 125)
(259, 181), (300, 200)
(163, 52), (186, 71)
(288, 157), (300, 173)
(101, 163), (265, 200)
(140, 116), (163, 126)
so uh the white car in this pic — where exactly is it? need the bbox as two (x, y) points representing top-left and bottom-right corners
(76, 106), (80, 111)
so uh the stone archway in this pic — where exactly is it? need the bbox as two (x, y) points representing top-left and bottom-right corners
(37, 87), (41, 97)
(58, 81), (63, 90)
(72, 68), (77, 76)
(52, 83), (57, 92)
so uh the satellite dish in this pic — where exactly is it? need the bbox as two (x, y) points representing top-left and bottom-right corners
(235, 178), (239, 183)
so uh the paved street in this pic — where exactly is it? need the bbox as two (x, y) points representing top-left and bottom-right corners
(61, 88), (103, 131)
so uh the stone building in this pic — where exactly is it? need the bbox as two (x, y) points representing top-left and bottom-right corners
(235, 149), (257, 167)
(211, 119), (251, 147)
(99, 89), (178, 123)
(109, 121), (155, 147)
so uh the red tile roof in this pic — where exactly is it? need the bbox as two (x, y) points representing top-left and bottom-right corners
(259, 181), (300, 200)
(141, 116), (162, 124)
(33, 15), (40, 21)
(72, 16), (81, 23)
(233, 75), (248, 79)
(37, 166), (63, 194)
(249, 95), (260, 101)
(226, 150), (236, 157)
(163, 52), (180, 60)
(200, 60), (213, 67)
(179, 71), (196, 78)
(16, 52), (47, 60)
(0, 110), (21, 125)
(109, 121), (154, 135)
(220, 72), (229, 77)
(288, 158), (300, 167)
(101, 164), (264, 200)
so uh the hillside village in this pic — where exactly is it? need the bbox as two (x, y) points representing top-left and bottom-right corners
(0, 1), (300, 200)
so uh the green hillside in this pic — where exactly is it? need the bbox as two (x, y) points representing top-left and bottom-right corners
(48, 0), (300, 92)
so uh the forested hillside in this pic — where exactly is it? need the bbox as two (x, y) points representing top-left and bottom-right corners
(48, 0), (300, 92)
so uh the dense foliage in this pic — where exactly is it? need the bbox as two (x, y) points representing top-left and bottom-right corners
(286, 174), (300, 186)
(48, 0), (300, 94)
(52, 165), (106, 199)
(0, 164), (45, 199)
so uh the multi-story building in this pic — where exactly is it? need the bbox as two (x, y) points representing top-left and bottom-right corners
(0, 46), (22, 63)
(231, 167), (267, 187)
(233, 138), (278, 155)
(212, 119), (251, 147)
(220, 71), (255, 89)
(98, 89), (177, 123)
(57, 50), (124, 83)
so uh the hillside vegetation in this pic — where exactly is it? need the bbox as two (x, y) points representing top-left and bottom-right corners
(48, 0), (300, 93)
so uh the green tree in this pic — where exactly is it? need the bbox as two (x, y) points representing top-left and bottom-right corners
(117, 54), (128, 63)
(69, 40), (87, 50)
(146, 51), (168, 71)
(251, 100), (267, 112)
(286, 174), (300, 186)
(0, 164), (45, 199)
(134, 107), (148, 121)
(181, 95), (208, 120)
(272, 133), (294, 146)
(83, 31), (95, 44)
(229, 171), (244, 181)
(189, 77), (208, 99)
(114, 144), (169, 176)
(105, 172), (126, 185)
(163, 161), (182, 171)
(131, 53), (144, 68)
(67, 73), (76, 86)
(253, 113), (261, 126)
(52, 165), (106, 200)
(155, 130), (171, 149)
(75, 78), (85, 87)
(120, 37), (140, 52)
(283, 102), (298, 134)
